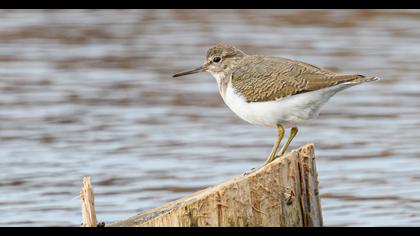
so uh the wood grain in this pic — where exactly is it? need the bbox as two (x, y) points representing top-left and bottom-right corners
(108, 144), (323, 227)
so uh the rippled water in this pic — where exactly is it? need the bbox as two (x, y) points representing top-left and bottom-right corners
(0, 9), (420, 227)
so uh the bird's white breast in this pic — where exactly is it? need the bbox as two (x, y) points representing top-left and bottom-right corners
(211, 72), (353, 128)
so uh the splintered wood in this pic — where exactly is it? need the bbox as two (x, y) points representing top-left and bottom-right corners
(80, 176), (98, 227)
(108, 144), (323, 227)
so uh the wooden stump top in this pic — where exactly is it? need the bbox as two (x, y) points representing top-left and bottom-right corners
(108, 144), (322, 227)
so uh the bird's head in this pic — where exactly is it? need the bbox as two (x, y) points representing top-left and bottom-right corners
(173, 43), (246, 78)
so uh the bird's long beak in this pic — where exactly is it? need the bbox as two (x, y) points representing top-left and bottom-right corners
(172, 64), (206, 77)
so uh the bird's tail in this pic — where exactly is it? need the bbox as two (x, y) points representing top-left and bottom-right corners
(348, 75), (381, 84)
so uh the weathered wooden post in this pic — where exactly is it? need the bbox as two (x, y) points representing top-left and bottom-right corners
(108, 144), (323, 227)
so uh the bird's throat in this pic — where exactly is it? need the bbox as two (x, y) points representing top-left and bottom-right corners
(210, 72), (230, 99)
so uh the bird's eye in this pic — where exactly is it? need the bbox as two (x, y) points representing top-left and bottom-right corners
(212, 56), (221, 63)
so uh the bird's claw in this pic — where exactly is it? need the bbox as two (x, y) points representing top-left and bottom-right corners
(243, 167), (257, 176)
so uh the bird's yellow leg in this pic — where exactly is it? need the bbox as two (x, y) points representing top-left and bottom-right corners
(263, 125), (284, 166)
(277, 127), (298, 157)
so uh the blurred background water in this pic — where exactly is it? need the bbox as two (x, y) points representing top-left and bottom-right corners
(0, 9), (419, 227)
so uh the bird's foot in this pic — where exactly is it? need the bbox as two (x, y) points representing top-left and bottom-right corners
(243, 167), (257, 176)
(244, 153), (286, 176)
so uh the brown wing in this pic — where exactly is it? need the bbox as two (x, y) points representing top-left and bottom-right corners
(230, 56), (368, 102)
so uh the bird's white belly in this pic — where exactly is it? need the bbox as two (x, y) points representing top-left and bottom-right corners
(221, 82), (352, 128)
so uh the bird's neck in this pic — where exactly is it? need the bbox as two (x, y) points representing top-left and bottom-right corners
(210, 71), (230, 99)
(210, 55), (248, 98)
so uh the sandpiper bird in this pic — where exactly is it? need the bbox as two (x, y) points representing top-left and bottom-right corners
(173, 44), (379, 166)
